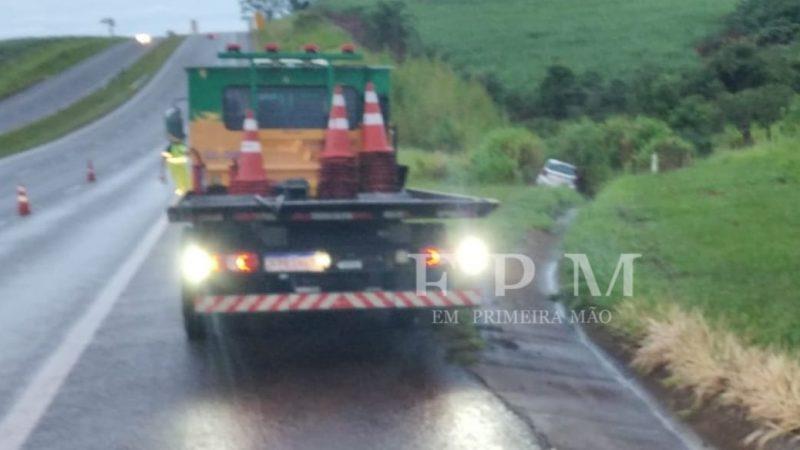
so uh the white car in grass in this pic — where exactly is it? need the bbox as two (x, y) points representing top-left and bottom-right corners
(536, 159), (578, 189)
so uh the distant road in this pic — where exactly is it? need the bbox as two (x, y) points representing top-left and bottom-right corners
(0, 39), (151, 134)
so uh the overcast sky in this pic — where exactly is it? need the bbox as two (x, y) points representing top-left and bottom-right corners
(1, 1), (244, 39)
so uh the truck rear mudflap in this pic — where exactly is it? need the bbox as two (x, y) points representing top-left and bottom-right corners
(193, 289), (482, 314)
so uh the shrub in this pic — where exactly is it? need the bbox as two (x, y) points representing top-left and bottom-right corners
(636, 135), (695, 171)
(392, 58), (504, 152)
(469, 147), (518, 183)
(549, 119), (613, 195)
(468, 127), (546, 183)
(779, 95), (800, 135)
(600, 116), (674, 170)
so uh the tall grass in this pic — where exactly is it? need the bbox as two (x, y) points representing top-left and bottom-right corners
(0, 37), (121, 99)
(627, 304), (800, 446)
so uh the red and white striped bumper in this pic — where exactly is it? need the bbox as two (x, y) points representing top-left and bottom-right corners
(194, 290), (482, 314)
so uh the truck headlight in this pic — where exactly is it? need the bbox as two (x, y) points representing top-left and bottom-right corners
(313, 251), (332, 271)
(455, 236), (490, 276)
(181, 245), (217, 283)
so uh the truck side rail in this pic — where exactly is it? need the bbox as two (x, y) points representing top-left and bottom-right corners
(167, 189), (499, 223)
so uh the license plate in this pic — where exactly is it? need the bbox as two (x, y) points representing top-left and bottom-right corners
(336, 259), (363, 270)
(263, 253), (322, 273)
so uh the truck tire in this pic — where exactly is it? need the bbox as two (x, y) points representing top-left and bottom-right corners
(182, 288), (207, 341)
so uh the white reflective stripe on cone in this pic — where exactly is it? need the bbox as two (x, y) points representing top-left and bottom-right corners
(332, 95), (345, 106)
(243, 118), (258, 131)
(328, 118), (349, 130)
(363, 113), (384, 125)
(240, 140), (262, 153)
(365, 91), (379, 103)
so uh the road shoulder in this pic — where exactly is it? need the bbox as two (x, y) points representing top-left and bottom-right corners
(465, 230), (709, 450)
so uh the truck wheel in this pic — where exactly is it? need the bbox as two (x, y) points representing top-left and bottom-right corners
(182, 289), (207, 341)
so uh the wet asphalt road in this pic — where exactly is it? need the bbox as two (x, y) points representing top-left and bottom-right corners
(22, 227), (541, 450)
(0, 40), (152, 134)
(0, 33), (543, 450)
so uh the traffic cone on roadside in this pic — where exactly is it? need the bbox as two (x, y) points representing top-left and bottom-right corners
(359, 82), (397, 193)
(318, 85), (358, 199)
(229, 110), (270, 195)
(86, 160), (96, 183)
(17, 185), (30, 216)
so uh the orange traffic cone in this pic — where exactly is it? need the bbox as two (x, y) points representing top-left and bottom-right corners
(87, 160), (96, 183)
(359, 82), (397, 193)
(319, 85), (358, 199)
(17, 185), (30, 216)
(229, 110), (270, 195)
(321, 86), (354, 159)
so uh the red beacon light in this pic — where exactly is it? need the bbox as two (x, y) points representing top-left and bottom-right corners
(264, 42), (280, 53)
(341, 43), (356, 54)
(303, 43), (320, 54)
(226, 43), (241, 52)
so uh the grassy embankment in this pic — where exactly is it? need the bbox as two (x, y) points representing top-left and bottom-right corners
(0, 37), (122, 100)
(256, 15), (583, 247)
(323, 0), (737, 88)
(0, 36), (183, 159)
(563, 138), (800, 443)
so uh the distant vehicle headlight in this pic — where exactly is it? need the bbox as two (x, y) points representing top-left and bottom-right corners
(134, 33), (153, 45)
(181, 245), (217, 283)
(455, 236), (490, 276)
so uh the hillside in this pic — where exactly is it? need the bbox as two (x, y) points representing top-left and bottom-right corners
(0, 37), (121, 99)
(323, 0), (738, 89)
(564, 137), (800, 350)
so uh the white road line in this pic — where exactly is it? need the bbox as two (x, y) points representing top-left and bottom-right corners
(0, 216), (167, 450)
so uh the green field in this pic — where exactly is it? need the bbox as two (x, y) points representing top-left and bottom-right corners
(563, 137), (800, 350)
(323, 0), (738, 89)
(0, 37), (121, 100)
(0, 36), (183, 158)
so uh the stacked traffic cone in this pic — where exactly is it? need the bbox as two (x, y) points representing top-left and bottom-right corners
(87, 160), (96, 183)
(17, 185), (30, 216)
(318, 85), (358, 199)
(229, 110), (270, 195)
(359, 82), (397, 193)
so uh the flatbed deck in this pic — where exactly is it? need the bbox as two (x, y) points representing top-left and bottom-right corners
(168, 189), (499, 223)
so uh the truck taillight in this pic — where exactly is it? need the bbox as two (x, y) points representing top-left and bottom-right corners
(221, 252), (260, 273)
(422, 246), (443, 267)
